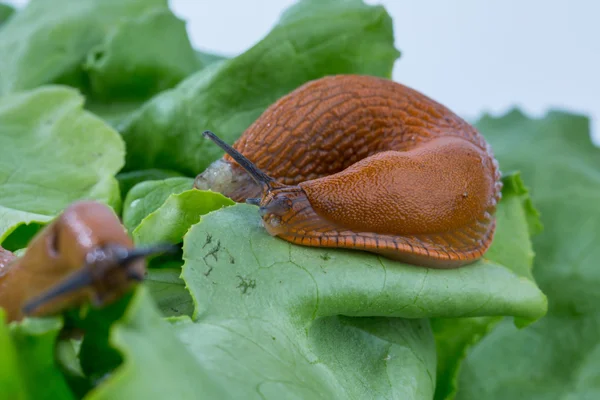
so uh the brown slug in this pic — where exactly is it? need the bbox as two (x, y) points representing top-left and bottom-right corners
(195, 75), (502, 268)
(0, 201), (174, 322)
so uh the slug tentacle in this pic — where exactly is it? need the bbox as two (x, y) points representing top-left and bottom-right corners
(22, 266), (94, 315)
(202, 130), (280, 194)
(21, 242), (176, 316)
(197, 75), (503, 268)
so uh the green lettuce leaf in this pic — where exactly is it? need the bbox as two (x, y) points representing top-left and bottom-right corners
(432, 316), (501, 400)
(2, 1), (577, 398)
(123, 181), (233, 318)
(85, 101), (147, 127)
(0, 0), (199, 130)
(84, 287), (229, 399)
(82, 7), (199, 102)
(455, 110), (600, 399)
(132, 189), (233, 246)
(172, 313), (436, 399)
(145, 269), (194, 317)
(0, 312), (73, 400)
(120, 0), (400, 175)
(0, 311), (28, 400)
(122, 178), (193, 233)
(78, 287), (436, 399)
(0, 86), (124, 245)
(182, 206), (438, 399)
(0, 3), (14, 26)
(122, 179), (234, 245)
(0, 0), (167, 95)
(195, 49), (229, 68)
(116, 169), (184, 199)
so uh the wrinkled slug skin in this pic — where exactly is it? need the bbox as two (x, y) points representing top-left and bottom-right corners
(196, 75), (502, 267)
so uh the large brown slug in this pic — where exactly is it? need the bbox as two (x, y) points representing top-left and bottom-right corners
(0, 201), (173, 322)
(195, 75), (502, 268)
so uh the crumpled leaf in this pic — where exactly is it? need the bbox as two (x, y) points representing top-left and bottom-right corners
(0, 0), (200, 129)
(0, 0), (167, 95)
(123, 182), (233, 318)
(173, 312), (436, 399)
(122, 177), (193, 233)
(455, 110), (600, 399)
(82, 7), (199, 102)
(120, 0), (400, 175)
(75, 296), (131, 384)
(0, 2), (14, 26)
(122, 178), (234, 245)
(0, 311), (27, 399)
(432, 316), (501, 400)
(195, 50), (228, 68)
(0, 86), (124, 245)
(145, 269), (194, 317)
(55, 338), (90, 398)
(0, 312), (73, 400)
(85, 101), (147, 128)
(132, 189), (234, 246)
(84, 287), (229, 399)
(116, 169), (184, 199)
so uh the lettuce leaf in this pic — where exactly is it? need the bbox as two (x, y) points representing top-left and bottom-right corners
(0, 86), (124, 246)
(0, 3), (14, 26)
(0, 0), (167, 95)
(0, 312), (73, 400)
(0, 0), (199, 130)
(131, 189), (233, 246)
(122, 178), (194, 233)
(455, 110), (600, 399)
(116, 169), (184, 199)
(84, 288), (229, 399)
(82, 7), (199, 102)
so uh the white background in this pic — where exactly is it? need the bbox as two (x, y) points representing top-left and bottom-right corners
(6, 0), (600, 143)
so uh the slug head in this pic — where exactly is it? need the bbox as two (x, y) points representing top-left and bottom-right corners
(194, 158), (261, 201)
(19, 201), (176, 317)
(202, 131), (312, 237)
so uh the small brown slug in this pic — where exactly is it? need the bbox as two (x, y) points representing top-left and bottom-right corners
(195, 75), (502, 268)
(0, 201), (174, 322)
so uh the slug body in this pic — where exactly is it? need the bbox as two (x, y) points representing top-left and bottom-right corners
(196, 75), (502, 268)
(0, 201), (172, 322)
